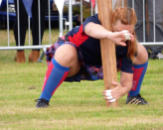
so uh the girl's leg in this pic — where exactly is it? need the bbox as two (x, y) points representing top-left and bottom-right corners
(36, 44), (80, 108)
(127, 44), (148, 104)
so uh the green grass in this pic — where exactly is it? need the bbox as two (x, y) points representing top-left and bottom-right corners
(0, 31), (163, 129)
(0, 29), (59, 46)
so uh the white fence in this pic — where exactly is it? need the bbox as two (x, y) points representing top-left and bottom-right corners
(119, 0), (163, 46)
(0, 0), (85, 50)
(0, 0), (163, 51)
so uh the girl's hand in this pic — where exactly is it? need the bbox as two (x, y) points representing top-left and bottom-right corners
(108, 30), (134, 46)
(104, 81), (123, 103)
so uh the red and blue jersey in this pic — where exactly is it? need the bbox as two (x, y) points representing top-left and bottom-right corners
(65, 15), (100, 47)
(65, 14), (133, 73)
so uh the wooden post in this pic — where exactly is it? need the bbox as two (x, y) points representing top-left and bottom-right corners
(97, 0), (118, 107)
(114, 0), (128, 8)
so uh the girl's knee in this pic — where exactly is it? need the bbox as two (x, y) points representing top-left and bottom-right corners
(134, 44), (148, 64)
(54, 44), (78, 67)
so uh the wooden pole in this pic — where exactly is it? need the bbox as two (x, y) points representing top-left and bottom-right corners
(97, 0), (118, 107)
(114, 0), (128, 8)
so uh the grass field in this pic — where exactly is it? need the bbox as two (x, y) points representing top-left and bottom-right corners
(0, 30), (163, 130)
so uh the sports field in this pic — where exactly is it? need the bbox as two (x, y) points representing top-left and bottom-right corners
(0, 30), (163, 130)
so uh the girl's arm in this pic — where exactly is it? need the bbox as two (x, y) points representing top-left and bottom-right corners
(84, 22), (134, 46)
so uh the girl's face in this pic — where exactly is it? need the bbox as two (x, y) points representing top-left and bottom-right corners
(112, 20), (135, 34)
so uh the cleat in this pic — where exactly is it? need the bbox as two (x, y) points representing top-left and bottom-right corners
(36, 98), (49, 108)
(126, 94), (148, 105)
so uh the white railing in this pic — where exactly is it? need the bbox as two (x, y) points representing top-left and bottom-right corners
(120, 0), (163, 46)
(0, 0), (84, 50)
(0, 0), (163, 52)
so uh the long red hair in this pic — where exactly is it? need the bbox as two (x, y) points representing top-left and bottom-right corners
(111, 7), (137, 61)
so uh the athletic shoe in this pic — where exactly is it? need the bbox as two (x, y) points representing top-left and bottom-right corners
(126, 94), (148, 105)
(36, 98), (49, 108)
